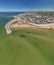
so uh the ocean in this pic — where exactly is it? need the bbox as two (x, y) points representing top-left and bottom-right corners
(0, 12), (24, 36)
(0, 12), (24, 25)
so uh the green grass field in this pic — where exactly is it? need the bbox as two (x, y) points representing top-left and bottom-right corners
(0, 27), (54, 65)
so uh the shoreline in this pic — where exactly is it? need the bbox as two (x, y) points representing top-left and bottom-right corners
(5, 20), (54, 35)
(5, 13), (54, 34)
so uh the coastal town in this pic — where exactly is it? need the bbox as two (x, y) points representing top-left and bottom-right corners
(5, 12), (54, 34)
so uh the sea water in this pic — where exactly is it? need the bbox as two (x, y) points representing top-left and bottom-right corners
(0, 12), (24, 26)
(0, 12), (24, 35)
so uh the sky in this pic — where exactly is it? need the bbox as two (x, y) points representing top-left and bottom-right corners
(0, 0), (54, 11)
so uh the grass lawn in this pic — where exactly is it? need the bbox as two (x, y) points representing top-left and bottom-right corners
(0, 27), (54, 65)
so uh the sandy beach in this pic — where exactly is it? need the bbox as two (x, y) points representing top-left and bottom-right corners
(10, 22), (37, 28)
(10, 21), (54, 29)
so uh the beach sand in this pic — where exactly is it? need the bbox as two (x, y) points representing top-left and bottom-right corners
(10, 21), (37, 28)
(10, 21), (54, 29)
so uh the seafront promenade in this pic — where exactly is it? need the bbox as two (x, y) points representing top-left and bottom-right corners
(5, 19), (54, 34)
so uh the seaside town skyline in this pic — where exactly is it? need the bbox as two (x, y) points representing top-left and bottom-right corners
(0, 0), (54, 12)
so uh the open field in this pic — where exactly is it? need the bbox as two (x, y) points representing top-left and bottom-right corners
(0, 27), (54, 65)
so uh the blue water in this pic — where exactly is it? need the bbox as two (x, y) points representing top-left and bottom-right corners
(0, 12), (24, 27)
(0, 12), (24, 17)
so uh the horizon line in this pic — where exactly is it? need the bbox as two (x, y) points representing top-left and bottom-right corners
(0, 9), (54, 12)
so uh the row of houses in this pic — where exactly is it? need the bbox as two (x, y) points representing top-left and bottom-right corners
(16, 12), (54, 24)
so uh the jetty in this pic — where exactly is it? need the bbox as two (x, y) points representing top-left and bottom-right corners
(5, 19), (19, 34)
